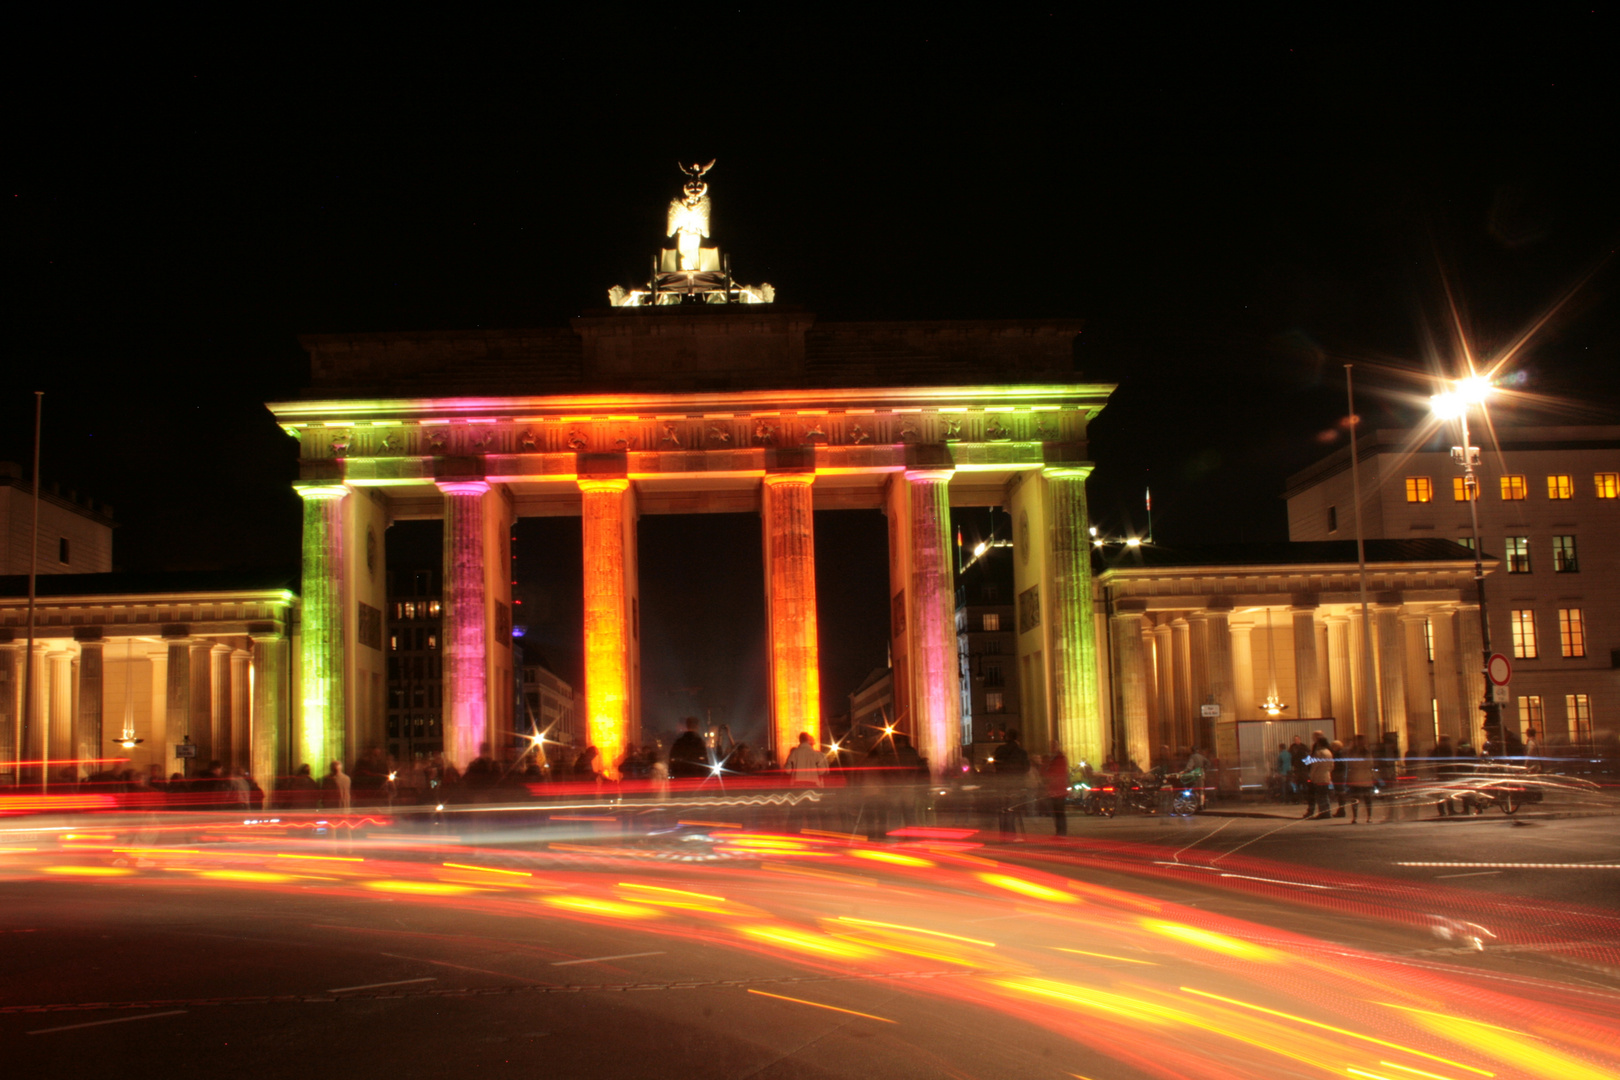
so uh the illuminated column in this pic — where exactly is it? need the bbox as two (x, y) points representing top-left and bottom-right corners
(1111, 610), (1151, 768)
(75, 635), (104, 770)
(297, 484), (347, 775)
(1230, 621), (1255, 721)
(1171, 617), (1193, 752)
(1402, 614), (1433, 751)
(905, 468), (961, 776)
(230, 649), (251, 773)
(48, 650), (73, 769)
(1326, 616), (1354, 732)
(1430, 609), (1465, 742)
(1291, 605), (1322, 720)
(1045, 466), (1104, 767)
(1455, 603), (1486, 750)
(1152, 621), (1174, 760)
(440, 480), (491, 770)
(0, 643), (19, 769)
(1202, 609), (1235, 752)
(250, 628), (287, 805)
(1374, 604), (1408, 757)
(210, 644), (231, 768)
(188, 642), (213, 765)
(761, 472), (821, 763)
(1141, 626), (1160, 740)
(164, 638), (191, 775)
(580, 477), (631, 778)
(1348, 610), (1372, 735)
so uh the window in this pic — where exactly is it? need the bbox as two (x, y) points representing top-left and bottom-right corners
(981, 613), (1000, 632)
(1596, 473), (1619, 499)
(1499, 475), (1528, 500)
(1327, 506), (1338, 532)
(1558, 609), (1586, 658)
(985, 691), (1005, 713)
(389, 633), (399, 651)
(1553, 535), (1578, 573)
(1565, 693), (1592, 742)
(1510, 610), (1537, 659)
(983, 661), (1004, 688)
(58, 537), (70, 564)
(1547, 474), (1574, 499)
(1505, 536), (1530, 573)
(428, 600), (442, 618)
(1405, 477), (1433, 503)
(1520, 695), (1544, 734)
(983, 639), (1003, 655)
(1423, 618), (1434, 662)
(1456, 536), (1475, 551)
(1451, 477), (1476, 501)
(426, 631), (438, 650)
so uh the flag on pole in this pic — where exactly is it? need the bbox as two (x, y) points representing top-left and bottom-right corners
(1145, 487), (1152, 512)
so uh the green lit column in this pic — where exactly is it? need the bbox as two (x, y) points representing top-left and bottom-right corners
(1045, 465), (1104, 768)
(297, 484), (348, 776)
(250, 627), (288, 808)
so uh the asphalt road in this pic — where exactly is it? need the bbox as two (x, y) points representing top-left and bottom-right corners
(3, 810), (1618, 1080)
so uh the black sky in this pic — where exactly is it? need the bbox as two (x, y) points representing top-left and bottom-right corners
(7, 9), (1618, 738)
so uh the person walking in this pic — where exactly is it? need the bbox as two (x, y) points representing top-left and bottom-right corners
(995, 730), (1031, 837)
(1329, 739), (1349, 817)
(1305, 735), (1334, 820)
(1042, 741), (1070, 836)
(1344, 734), (1375, 823)
(325, 760), (352, 811)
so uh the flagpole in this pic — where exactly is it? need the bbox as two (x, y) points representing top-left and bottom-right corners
(21, 392), (43, 789)
(1345, 366), (1382, 743)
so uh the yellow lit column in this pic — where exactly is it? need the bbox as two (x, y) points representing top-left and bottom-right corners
(250, 627), (287, 806)
(1045, 466), (1105, 767)
(1202, 609), (1236, 756)
(1454, 603), (1487, 749)
(1230, 621), (1255, 721)
(1430, 609), (1465, 743)
(761, 472), (821, 763)
(580, 478), (632, 779)
(440, 480), (491, 771)
(296, 484), (348, 776)
(1152, 621), (1175, 761)
(0, 643), (19, 771)
(230, 649), (251, 773)
(1110, 608), (1151, 768)
(1326, 616), (1354, 733)
(74, 633), (104, 770)
(1402, 614), (1434, 752)
(1292, 605), (1322, 720)
(1171, 617), (1193, 752)
(1374, 604), (1408, 756)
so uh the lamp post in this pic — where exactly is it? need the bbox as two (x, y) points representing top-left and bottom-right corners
(1430, 376), (1505, 752)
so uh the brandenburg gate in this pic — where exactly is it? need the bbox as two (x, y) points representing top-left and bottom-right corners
(267, 166), (1115, 778)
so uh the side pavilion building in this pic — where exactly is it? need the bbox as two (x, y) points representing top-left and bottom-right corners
(267, 310), (1116, 778)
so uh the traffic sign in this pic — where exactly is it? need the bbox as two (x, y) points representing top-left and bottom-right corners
(1200, 704), (1222, 718)
(1486, 653), (1512, 686)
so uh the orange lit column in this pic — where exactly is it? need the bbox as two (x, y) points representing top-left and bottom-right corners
(905, 468), (962, 777)
(580, 478), (632, 778)
(762, 472), (821, 763)
(440, 480), (490, 770)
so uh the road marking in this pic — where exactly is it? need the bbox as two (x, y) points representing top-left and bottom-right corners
(326, 977), (436, 993)
(378, 952), (547, 984)
(29, 1010), (186, 1035)
(551, 951), (665, 966)
(1435, 870), (1502, 879)
(746, 989), (895, 1023)
(1395, 862), (1620, 869)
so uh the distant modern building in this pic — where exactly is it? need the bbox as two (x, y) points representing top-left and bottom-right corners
(957, 541), (1020, 763)
(519, 655), (578, 767)
(385, 568), (444, 763)
(847, 665), (894, 747)
(1, 463), (115, 576)
(1286, 426), (1619, 747)
(0, 570), (296, 787)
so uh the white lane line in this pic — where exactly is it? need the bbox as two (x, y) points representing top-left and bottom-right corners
(378, 952), (547, 984)
(551, 951), (665, 966)
(326, 977), (437, 993)
(1395, 862), (1620, 869)
(1435, 870), (1503, 879)
(29, 1010), (187, 1035)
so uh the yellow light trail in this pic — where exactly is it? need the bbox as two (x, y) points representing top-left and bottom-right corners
(365, 880), (478, 896)
(443, 862), (533, 877)
(977, 872), (1077, 903)
(1053, 947), (1157, 965)
(834, 917), (994, 947)
(1144, 921), (1277, 962)
(617, 883), (726, 902)
(738, 925), (880, 960)
(746, 989), (894, 1023)
(1180, 988), (1493, 1076)
(41, 866), (132, 876)
(850, 850), (934, 868)
(543, 896), (660, 919)
(1382, 1004), (1615, 1080)
(1381, 1062), (1469, 1080)
(274, 853), (364, 862)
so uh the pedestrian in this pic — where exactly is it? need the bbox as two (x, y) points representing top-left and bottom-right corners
(324, 759), (352, 811)
(1329, 739), (1348, 817)
(573, 746), (601, 781)
(1305, 734), (1334, 820)
(668, 717), (709, 779)
(1272, 742), (1291, 802)
(1344, 734), (1375, 823)
(785, 732), (828, 786)
(1043, 741), (1070, 836)
(995, 729), (1031, 837)
(1288, 735), (1309, 803)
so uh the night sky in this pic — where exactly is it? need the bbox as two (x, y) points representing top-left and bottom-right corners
(8, 10), (1618, 743)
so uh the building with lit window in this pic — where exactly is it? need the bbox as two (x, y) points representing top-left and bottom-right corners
(519, 656), (578, 768)
(385, 568), (444, 763)
(957, 541), (1020, 760)
(1285, 425), (1619, 748)
(1, 464), (116, 576)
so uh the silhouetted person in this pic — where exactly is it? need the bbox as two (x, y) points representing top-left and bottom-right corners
(668, 717), (708, 779)
(1043, 741), (1070, 836)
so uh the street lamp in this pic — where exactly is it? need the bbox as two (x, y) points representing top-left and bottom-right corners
(1430, 376), (1506, 751)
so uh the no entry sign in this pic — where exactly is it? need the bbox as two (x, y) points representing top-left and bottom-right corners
(1486, 653), (1512, 686)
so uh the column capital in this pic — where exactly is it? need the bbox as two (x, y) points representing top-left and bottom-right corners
(1042, 462), (1095, 480)
(762, 471), (815, 488)
(577, 477), (630, 495)
(295, 483), (349, 501)
(903, 467), (954, 483)
(437, 479), (491, 496)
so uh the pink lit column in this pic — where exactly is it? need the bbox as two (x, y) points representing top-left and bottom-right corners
(905, 468), (961, 777)
(579, 478), (631, 779)
(762, 473), (822, 763)
(440, 480), (490, 771)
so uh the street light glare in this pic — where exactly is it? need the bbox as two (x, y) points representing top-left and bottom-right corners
(1429, 391), (1463, 420)
(1456, 374), (1492, 404)
(1125, 537), (1142, 548)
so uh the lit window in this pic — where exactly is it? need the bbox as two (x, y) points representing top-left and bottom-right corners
(1423, 618), (1434, 662)
(1456, 536), (1475, 551)
(985, 691), (1005, 713)
(1596, 473), (1619, 499)
(1451, 476), (1476, 501)
(426, 632), (438, 650)
(1553, 535), (1578, 573)
(1499, 475), (1527, 500)
(428, 600), (443, 618)
(1510, 610), (1537, 659)
(1558, 608), (1586, 658)
(1505, 536), (1530, 573)
(1564, 693), (1592, 742)
(1327, 505), (1338, 532)
(1547, 474), (1573, 499)
(1520, 695), (1544, 732)
(982, 613), (1000, 632)
(1405, 477), (1433, 503)
(389, 634), (399, 651)
(403, 602), (416, 620)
